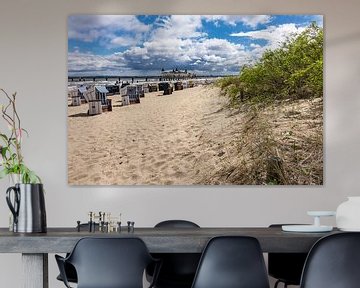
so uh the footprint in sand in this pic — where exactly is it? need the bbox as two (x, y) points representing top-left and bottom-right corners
(93, 176), (102, 182)
(185, 154), (196, 162)
(159, 153), (169, 159)
(153, 161), (166, 168)
(130, 174), (139, 181)
(104, 171), (113, 178)
(73, 174), (88, 181)
(128, 164), (137, 170)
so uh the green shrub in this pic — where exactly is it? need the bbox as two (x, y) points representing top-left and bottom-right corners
(219, 22), (323, 105)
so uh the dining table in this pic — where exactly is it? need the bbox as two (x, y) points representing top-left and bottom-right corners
(0, 226), (339, 288)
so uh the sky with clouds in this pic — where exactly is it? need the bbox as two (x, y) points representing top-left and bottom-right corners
(68, 15), (323, 76)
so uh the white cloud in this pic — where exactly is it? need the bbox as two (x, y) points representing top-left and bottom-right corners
(68, 15), (150, 43)
(124, 36), (248, 74)
(203, 15), (271, 28)
(152, 15), (205, 39)
(121, 16), (251, 74)
(231, 23), (306, 49)
(193, 38), (248, 65)
(68, 15), (253, 75)
(240, 15), (272, 28)
(73, 31), (249, 75)
(250, 43), (261, 48)
(68, 15), (315, 76)
(109, 36), (139, 48)
(68, 51), (127, 74)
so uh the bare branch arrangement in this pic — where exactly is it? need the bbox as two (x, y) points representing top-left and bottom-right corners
(0, 88), (41, 183)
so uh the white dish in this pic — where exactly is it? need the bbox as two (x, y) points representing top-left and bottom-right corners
(307, 211), (336, 217)
(282, 225), (333, 233)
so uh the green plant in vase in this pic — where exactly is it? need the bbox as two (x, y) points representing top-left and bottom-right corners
(0, 88), (41, 184)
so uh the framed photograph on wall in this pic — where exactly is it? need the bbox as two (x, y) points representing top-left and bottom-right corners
(67, 15), (323, 185)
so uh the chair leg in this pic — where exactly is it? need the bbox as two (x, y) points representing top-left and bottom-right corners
(274, 280), (289, 288)
(274, 280), (281, 288)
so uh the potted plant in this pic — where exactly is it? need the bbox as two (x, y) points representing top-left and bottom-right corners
(0, 89), (41, 183)
(0, 88), (46, 233)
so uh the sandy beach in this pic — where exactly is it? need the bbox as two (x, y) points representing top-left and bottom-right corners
(68, 85), (243, 185)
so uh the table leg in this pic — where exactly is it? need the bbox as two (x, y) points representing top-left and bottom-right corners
(22, 253), (48, 288)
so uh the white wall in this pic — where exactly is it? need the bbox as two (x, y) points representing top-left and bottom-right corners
(0, 0), (360, 287)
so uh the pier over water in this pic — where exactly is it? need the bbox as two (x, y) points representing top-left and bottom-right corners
(67, 74), (230, 83)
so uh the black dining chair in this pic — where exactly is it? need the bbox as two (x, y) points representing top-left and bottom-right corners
(147, 220), (201, 288)
(191, 236), (270, 288)
(56, 223), (99, 284)
(55, 237), (161, 288)
(300, 232), (360, 288)
(268, 224), (308, 288)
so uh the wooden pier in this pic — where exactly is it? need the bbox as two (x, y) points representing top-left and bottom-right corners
(67, 74), (229, 83)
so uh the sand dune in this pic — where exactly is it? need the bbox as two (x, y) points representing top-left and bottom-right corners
(68, 86), (243, 185)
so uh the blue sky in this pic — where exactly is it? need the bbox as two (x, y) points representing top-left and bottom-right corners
(68, 15), (323, 76)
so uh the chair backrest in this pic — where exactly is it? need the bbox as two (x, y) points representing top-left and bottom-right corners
(300, 232), (360, 288)
(151, 220), (201, 286)
(155, 220), (200, 228)
(191, 236), (270, 288)
(67, 237), (154, 288)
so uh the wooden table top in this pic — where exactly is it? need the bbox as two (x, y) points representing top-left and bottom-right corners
(0, 227), (340, 253)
